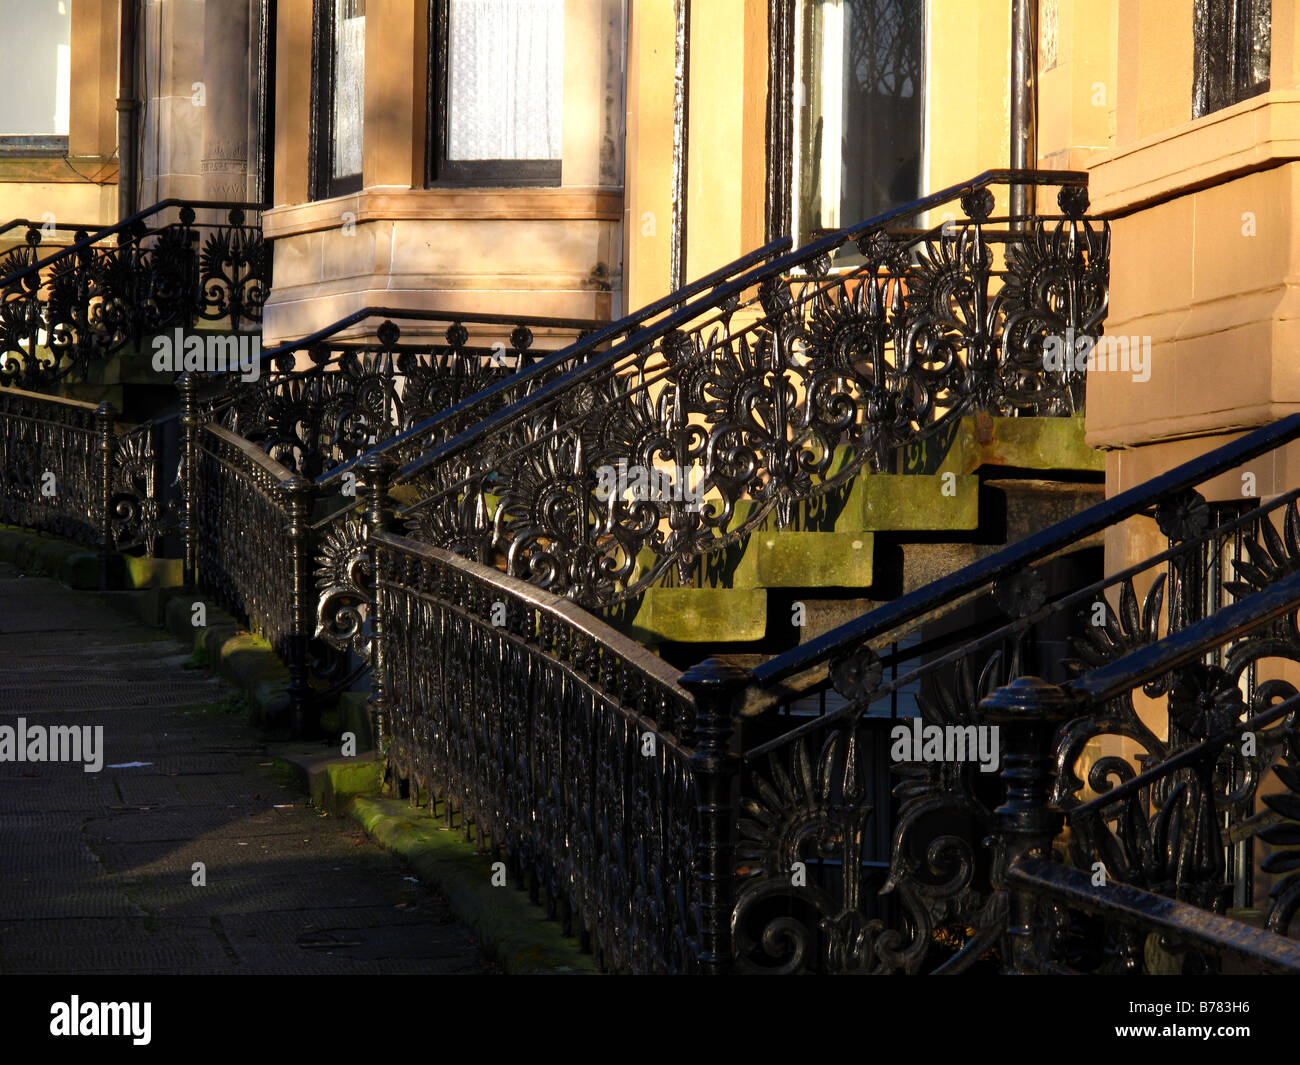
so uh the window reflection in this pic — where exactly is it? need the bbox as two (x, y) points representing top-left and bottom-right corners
(797, 0), (925, 241)
(332, 0), (365, 182)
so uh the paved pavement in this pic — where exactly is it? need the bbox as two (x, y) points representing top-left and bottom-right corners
(0, 564), (498, 975)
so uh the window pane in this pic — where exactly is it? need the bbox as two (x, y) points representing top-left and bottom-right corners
(1194, 0), (1270, 118)
(0, 0), (70, 136)
(332, 0), (365, 180)
(447, 0), (564, 161)
(798, 0), (924, 233)
(1238, 0), (1270, 96)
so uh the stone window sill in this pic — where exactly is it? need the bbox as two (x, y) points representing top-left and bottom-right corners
(263, 186), (623, 240)
(1086, 90), (1300, 216)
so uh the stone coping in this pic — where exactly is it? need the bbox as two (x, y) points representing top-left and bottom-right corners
(1087, 91), (1300, 216)
(264, 186), (624, 239)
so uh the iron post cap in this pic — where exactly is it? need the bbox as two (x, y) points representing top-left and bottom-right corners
(979, 675), (1078, 724)
(679, 657), (751, 693)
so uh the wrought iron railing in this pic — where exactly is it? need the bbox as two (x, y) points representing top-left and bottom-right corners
(694, 569), (1300, 974)
(704, 416), (1300, 973)
(0, 199), (268, 391)
(190, 417), (315, 730)
(0, 216), (108, 266)
(296, 252), (817, 673)
(217, 307), (605, 479)
(1058, 572), (1300, 941)
(0, 386), (171, 579)
(316, 452), (730, 969)
(319, 237), (792, 488)
(366, 521), (713, 971)
(982, 671), (1300, 975)
(174, 307), (606, 720)
(990, 566), (1300, 974)
(315, 422), (1300, 974)
(317, 170), (1108, 609)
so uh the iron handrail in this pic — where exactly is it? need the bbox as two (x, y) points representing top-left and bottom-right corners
(372, 527), (693, 705)
(0, 198), (268, 291)
(256, 305), (606, 366)
(317, 231), (797, 488)
(0, 381), (103, 413)
(202, 421), (301, 487)
(1007, 858), (1300, 973)
(748, 414), (1300, 689)
(1067, 690), (1300, 822)
(1064, 566), (1300, 709)
(43, 303), (612, 451)
(348, 168), (1089, 493)
(0, 217), (106, 240)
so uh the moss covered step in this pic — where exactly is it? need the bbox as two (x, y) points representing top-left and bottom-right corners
(752, 530), (873, 587)
(953, 413), (1104, 476)
(850, 472), (980, 532)
(0, 525), (182, 590)
(618, 530), (873, 643)
(619, 587), (767, 644)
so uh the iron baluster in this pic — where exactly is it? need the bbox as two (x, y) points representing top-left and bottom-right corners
(95, 401), (115, 592)
(981, 676), (1076, 974)
(359, 454), (392, 754)
(680, 657), (746, 975)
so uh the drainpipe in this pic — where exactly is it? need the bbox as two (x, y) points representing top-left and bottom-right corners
(670, 0), (691, 294)
(117, 0), (138, 221)
(1010, 0), (1037, 221)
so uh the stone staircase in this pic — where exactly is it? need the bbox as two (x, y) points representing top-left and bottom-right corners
(614, 413), (1104, 664)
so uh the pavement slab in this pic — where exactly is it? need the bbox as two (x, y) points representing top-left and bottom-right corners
(0, 565), (498, 975)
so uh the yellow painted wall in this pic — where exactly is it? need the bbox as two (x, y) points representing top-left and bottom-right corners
(925, 0), (1011, 195)
(1038, 0), (1118, 170)
(625, 0), (675, 313)
(625, 0), (1045, 307)
(683, 0), (767, 286)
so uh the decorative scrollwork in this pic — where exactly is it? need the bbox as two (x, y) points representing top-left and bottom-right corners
(1262, 759), (1300, 935)
(376, 537), (699, 972)
(314, 518), (372, 657)
(830, 646), (883, 701)
(1155, 489), (1210, 543)
(993, 567), (1047, 618)
(0, 203), (268, 391)
(395, 201), (1110, 609)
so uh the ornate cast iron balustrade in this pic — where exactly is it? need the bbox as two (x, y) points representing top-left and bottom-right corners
(993, 572), (1300, 974)
(0, 387), (171, 574)
(300, 268), (792, 667)
(319, 239), (790, 491)
(360, 520), (718, 973)
(712, 415), (1300, 974)
(0, 216), (108, 268)
(323, 170), (1108, 610)
(177, 308), (603, 722)
(337, 453), (1300, 973)
(192, 419), (316, 731)
(1054, 583), (1300, 970)
(716, 578), (1300, 975)
(984, 673), (1300, 976)
(217, 308), (604, 481)
(0, 200), (268, 392)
